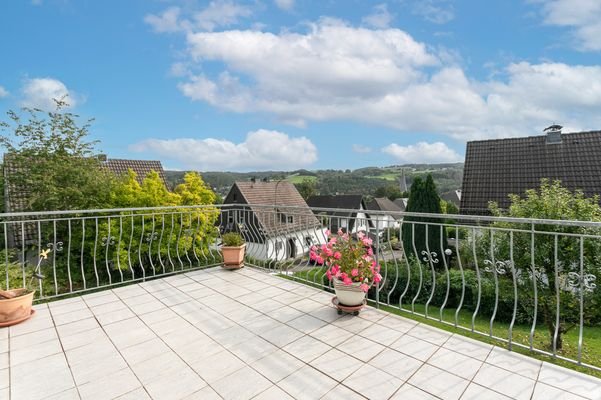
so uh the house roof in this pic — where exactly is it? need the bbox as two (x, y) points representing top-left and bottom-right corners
(366, 197), (403, 219)
(460, 130), (601, 215)
(393, 198), (407, 211)
(440, 190), (461, 207)
(103, 159), (167, 187)
(231, 181), (320, 236)
(306, 195), (364, 216)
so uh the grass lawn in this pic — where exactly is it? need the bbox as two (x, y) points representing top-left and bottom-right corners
(365, 174), (398, 181)
(285, 268), (601, 379)
(286, 174), (318, 184)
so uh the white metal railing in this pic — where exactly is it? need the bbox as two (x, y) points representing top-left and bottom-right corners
(1, 203), (599, 373)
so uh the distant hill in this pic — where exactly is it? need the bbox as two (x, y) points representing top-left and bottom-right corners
(165, 163), (464, 197)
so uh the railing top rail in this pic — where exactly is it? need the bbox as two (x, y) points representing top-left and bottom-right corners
(1, 202), (601, 229)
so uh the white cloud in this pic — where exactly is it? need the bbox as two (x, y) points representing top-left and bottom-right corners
(538, 0), (601, 51)
(130, 129), (318, 171)
(144, 1), (252, 33)
(412, 0), (454, 24)
(274, 0), (294, 11)
(362, 4), (393, 29)
(0, 86), (8, 98)
(382, 142), (462, 164)
(194, 0), (253, 31)
(20, 78), (77, 110)
(145, 7), (184, 33)
(352, 144), (373, 153)
(148, 14), (601, 141)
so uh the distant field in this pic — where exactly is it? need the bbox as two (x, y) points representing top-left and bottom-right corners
(286, 175), (318, 184)
(365, 173), (398, 181)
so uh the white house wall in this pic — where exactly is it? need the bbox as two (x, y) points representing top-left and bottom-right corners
(256, 227), (329, 261)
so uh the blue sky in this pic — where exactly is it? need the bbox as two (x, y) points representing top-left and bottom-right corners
(1, 0), (600, 171)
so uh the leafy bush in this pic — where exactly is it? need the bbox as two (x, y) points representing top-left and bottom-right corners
(222, 232), (244, 247)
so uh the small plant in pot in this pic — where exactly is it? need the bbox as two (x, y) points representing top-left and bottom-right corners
(221, 232), (246, 269)
(310, 230), (382, 310)
(0, 248), (49, 327)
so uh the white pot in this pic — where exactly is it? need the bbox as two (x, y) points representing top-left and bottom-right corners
(333, 279), (366, 306)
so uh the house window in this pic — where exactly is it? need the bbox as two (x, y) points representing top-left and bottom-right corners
(233, 193), (237, 201)
(305, 236), (313, 246)
(287, 215), (294, 223)
(227, 214), (234, 224)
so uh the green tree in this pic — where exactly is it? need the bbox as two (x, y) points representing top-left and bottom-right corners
(374, 184), (403, 201)
(295, 178), (317, 200)
(402, 175), (446, 263)
(0, 100), (116, 211)
(484, 179), (601, 349)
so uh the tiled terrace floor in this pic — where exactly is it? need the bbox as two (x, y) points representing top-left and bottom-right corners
(2, 267), (601, 400)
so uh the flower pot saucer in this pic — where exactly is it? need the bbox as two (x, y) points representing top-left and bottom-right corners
(222, 263), (244, 270)
(0, 308), (36, 327)
(332, 296), (366, 316)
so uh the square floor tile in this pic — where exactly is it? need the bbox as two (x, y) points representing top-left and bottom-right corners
(251, 349), (305, 383)
(473, 363), (535, 400)
(278, 365), (338, 400)
(369, 349), (423, 381)
(408, 364), (470, 400)
(343, 364), (403, 400)
(310, 348), (364, 381)
(212, 365), (272, 400)
(390, 334), (439, 361)
(538, 362), (601, 399)
(427, 347), (483, 380)
(283, 335), (332, 363)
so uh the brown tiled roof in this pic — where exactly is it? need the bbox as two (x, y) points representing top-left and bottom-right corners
(366, 197), (403, 219)
(230, 181), (320, 237)
(460, 130), (601, 215)
(103, 159), (167, 186)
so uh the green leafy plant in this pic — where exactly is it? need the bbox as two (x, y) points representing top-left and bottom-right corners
(222, 232), (245, 247)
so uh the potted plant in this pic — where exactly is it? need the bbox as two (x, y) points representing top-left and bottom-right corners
(310, 230), (382, 308)
(221, 232), (246, 269)
(0, 248), (49, 327)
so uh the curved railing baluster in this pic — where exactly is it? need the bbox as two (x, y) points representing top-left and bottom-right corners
(439, 224), (451, 322)
(508, 231), (518, 350)
(471, 227), (482, 332)
(529, 224), (538, 351)
(454, 226), (466, 327)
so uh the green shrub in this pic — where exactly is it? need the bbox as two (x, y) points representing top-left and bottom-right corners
(222, 232), (244, 247)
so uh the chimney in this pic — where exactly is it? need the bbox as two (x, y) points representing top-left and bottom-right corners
(96, 154), (108, 162)
(544, 124), (562, 144)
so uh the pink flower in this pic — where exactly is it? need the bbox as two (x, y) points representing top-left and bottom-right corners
(357, 231), (365, 240)
(343, 276), (353, 285)
(362, 237), (373, 246)
(309, 251), (317, 261)
(340, 272), (348, 280)
(331, 265), (340, 275)
(360, 283), (370, 292)
(374, 273), (382, 283)
(329, 237), (337, 245)
(325, 229), (331, 237)
(326, 270), (332, 280)
(337, 228), (343, 235)
(316, 256), (324, 264)
(333, 251), (341, 260)
(351, 268), (359, 277)
(367, 247), (373, 256)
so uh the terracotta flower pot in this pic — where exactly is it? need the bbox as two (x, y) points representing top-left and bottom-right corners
(222, 244), (246, 269)
(0, 288), (35, 327)
(333, 279), (366, 306)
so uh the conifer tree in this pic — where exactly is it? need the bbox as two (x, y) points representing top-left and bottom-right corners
(402, 174), (447, 263)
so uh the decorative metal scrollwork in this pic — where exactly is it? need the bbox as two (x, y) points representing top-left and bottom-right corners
(101, 236), (115, 246)
(567, 272), (597, 293)
(484, 259), (511, 275)
(421, 250), (439, 264)
(145, 232), (158, 242)
(47, 242), (63, 252)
